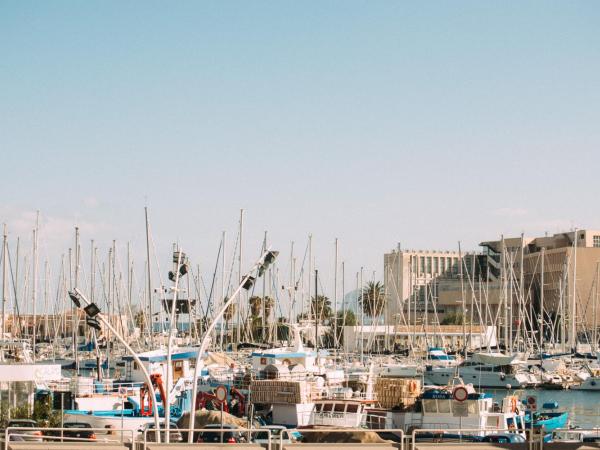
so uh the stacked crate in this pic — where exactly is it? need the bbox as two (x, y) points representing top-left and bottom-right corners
(374, 377), (421, 409)
(249, 380), (311, 404)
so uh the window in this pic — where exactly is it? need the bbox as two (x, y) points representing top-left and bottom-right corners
(422, 400), (437, 413)
(346, 404), (359, 413)
(440, 258), (446, 273)
(438, 400), (451, 413)
(420, 257), (425, 274)
(426, 257), (432, 274)
(594, 236), (600, 248)
(434, 257), (439, 274)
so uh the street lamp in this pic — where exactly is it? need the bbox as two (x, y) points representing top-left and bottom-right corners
(69, 288), (162, 441)
(187, 249), (278, 442)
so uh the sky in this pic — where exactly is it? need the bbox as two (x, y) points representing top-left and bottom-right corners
(1, 1), (600, 309)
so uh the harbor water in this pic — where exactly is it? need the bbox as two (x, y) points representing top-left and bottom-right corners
(491, 389), (600, 428)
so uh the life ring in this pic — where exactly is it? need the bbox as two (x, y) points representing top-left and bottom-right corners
(408, 380), (418, 394)
(511, 397), (518, 413)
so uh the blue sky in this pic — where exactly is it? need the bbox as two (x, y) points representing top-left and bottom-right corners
(1, 1), (600, 305)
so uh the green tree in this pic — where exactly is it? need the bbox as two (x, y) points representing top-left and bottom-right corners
(325, 309), (357, 346)
(134, 308), (146, 332)
(360, 281), (385, 317)
(441, 312), (466, 325)
(249, 296), (262, 317)
(311, 295), (332, 323)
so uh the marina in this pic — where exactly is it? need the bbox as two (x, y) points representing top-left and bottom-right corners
(2, 0), (599, 446)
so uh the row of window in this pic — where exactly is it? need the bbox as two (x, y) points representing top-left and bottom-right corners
(411, 256), (460, 276)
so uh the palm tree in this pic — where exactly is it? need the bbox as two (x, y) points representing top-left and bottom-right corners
(331, 309), (357, 344)
(134, 309), (146, 333)
(360, 281), (385, 318)
(311, 295), (332, 323)
(223, 301), (236, 321)
(249, 296), (262, 317)
(264, 296), (275, 320)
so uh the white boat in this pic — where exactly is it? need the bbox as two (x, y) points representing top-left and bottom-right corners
(427, 348), (460, 367)
(390, 384), (526, 436)
(306, 399), (372, 428)
(425, 359), (532, 388)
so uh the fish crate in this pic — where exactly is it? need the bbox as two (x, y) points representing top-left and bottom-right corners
(374, 377), (421, 409)
(249, 380), (311, 404)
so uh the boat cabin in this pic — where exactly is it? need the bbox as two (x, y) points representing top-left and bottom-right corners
(123, 347), (196, 384)
(308, 399), (370, 428)
(391, 390), (526, 435)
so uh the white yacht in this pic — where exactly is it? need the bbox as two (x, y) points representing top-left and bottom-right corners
(425, 353), (532, 388)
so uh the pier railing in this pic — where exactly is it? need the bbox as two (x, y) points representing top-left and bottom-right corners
(410, 427), (543, 450)
(4, 426), (135, 450)
(280, 427), (405, 450)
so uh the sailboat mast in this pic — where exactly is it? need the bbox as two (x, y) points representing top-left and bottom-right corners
(333, 238), (338, 352)
(571, 229), (579, 351)
(2, 224), (7, 339)
(595, 262), (599, 353)
(315, 269), (319, 352)
(540, 247), (545, 359)
(144, 207), (153, 345)
(32, 213), (39, 361)
(458, 242), (466, 358)
(237, 209), (243, 343)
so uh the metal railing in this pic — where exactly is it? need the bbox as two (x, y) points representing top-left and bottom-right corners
(410, 427), (541, 450)
(281, 427), (405, 450)
(139, 427), (271, 450)
(4, 426), (135, 450)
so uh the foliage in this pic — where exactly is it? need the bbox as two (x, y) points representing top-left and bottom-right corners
(134, 308), (146, 332)
(223, 301), (236, 321)
(336, 309), (357, 326)
(249, 296), (262, 317)
(360, 281), (385, 317)
(311, 295), (332, 322)
(441, 312), (466, 325)
(0, 398), (62, 429)
(248, 296), (274, 319)
(328, 310), (357, 345)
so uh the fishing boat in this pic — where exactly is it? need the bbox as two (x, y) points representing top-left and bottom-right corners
(524, 402), (569, 432)
(62, 347), (196, 437)
(387, 381), (526, 437)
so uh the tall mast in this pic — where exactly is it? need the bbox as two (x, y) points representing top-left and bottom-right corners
(307, 234), (312, 323)
(360, 266), (364, 360)
(237, 209), (243, 343)
(333, 238), (338, 352)
(594, 262), (599, 353)
(458, 242), (466, 358)
(220, 231), (226, 349)
(519, 234), (525, 351)
(2, 224), (7, 340)
(571, 229), (579, 351)
(261, 231), (267, 342)
(32, 212), (39, 360)
(144, 207), (153, 345)
(540, 247), (545, 359)
(315, 269), (319, 352)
